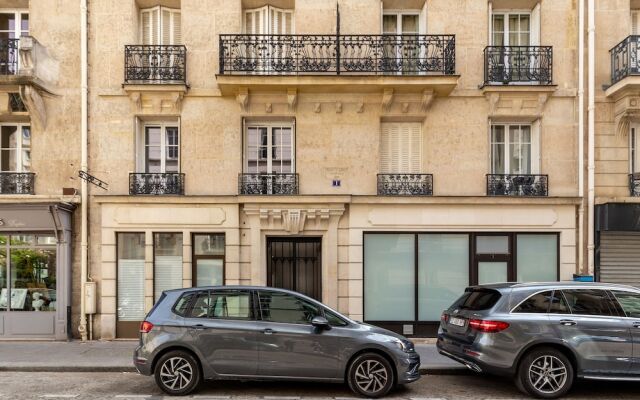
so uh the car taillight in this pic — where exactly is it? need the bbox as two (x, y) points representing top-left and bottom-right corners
(468, 319), (509, 333)
(140, 321), (154, 333)
(440, 312), (449, 323)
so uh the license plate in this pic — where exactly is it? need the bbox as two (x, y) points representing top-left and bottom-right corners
(449, 317), (465, 327)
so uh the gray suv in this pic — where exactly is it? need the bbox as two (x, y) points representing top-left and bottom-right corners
(437, 282), (640, 399)
(134, 286), (420, 397)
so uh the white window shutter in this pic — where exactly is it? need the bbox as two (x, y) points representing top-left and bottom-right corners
(141, 8), (159, 45)
(380, 123), (422, 173)
(531, 3), (541, 46)
(380, 124), (391, 173)
(419, 1), (427, 35)
(632, 10), (640, 35)
(245, 6), (269, 34)
(162, 9), (171, 45)
(531, 120), (541, 174)
(409, 123), (422, 173)
(172, 10), (182, 44)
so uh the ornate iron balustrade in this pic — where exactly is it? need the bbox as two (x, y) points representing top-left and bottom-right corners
(484, 46), (552, 85)
(611, 36), (640, 85)
(219, 34), (455, 75)
(129, 173), (185, 195)
(239, 173), (299, 195)
(0, 38), (18, 75)
(377, 174), (433, 196)
(124, 45), (186, 84)
(0, 172), (35, 194)
(630, 173), (640, 197)
(487, 174), (548, 196)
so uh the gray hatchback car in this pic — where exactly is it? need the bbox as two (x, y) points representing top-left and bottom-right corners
(437, 282), (640, 399)
(134, 286), (420, 397)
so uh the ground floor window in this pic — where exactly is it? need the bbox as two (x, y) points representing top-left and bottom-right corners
(192, 233), (225, 287)
(117, 233), (145, 323)
(154, 232), (183, 301)
(364, 232), (558, 325)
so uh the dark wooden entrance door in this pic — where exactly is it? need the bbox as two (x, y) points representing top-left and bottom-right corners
(267, 237), (322, 300)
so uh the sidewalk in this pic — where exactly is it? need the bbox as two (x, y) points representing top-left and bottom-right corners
(0, 340), (466, 373)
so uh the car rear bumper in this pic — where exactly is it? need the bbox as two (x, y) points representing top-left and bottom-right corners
(133, 345), (153, 376)
(396, 353), (421, 384)
(436, 334), (513, 377)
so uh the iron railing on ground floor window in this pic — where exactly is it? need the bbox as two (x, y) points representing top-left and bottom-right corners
(486, 174), (548, 197)
(0, 172), (35, 194)
(377, 174), (433, 196)
(129, 173), (185, 195)
(238, 173), (299, 195)
(630, 173), (640, 197)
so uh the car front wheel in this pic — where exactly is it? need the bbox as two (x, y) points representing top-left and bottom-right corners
(516, 347), (574, 399)
(154, 350), (201, 396)
(347, 353), (395, 398)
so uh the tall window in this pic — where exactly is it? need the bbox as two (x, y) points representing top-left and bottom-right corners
(1, 124), (30, 172)
(140, 6), (181, 45)
(192, 234), (225, 287)
(153, 233), (183, 301)
(631, 125), (640, 173)
(244, 122), (294, 174)
(0, 11), (28, 39)
(492, 13), (530, 46)
(117, 233), (145, 325)
(244, 6), (293, 34)
(632, 10), (640, 35)
(382, 12), (420, 35)
(380, 122), (422, 174)
(491, 123), (539, 175)
(139, 123), (179, 173)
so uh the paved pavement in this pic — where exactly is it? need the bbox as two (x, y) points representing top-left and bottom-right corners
(0, 340), (463, 373)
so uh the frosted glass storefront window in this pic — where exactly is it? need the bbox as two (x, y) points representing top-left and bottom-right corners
(418, 234), (469, 321)
(117, 233), (145, 322)
(364, 234), (414, 321)
(517, 235), (557, 282)
(478, 262), (508, 284)
(154, 233), (183, 302)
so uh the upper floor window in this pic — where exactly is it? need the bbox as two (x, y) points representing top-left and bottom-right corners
(244, 5), (293, 34)
(0, 12), (28, 39)
(1, 124), (30, 172)
(140, 6), (181, 45)
(137, 121), (180, 173)
(382, 12), (422, 35)
(244, 121), (294, 174)
(631, 124), (640, 173)
(632, 10), (640, 35)
(490, 122), (539, 175)
(380, 122), (422, 174)
(491, 5), (539, 46)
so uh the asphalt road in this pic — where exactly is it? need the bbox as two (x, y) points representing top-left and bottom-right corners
(1, 371), (640, 400)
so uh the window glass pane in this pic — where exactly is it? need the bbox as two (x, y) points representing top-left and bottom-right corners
(188, 291), (211, 318)
(117, 233), (145, 321)
(325, 309), (348, 327)
(364, 234), (415, 321)
(194, 234), (225, 256)
(491, 126), (505, 174)
(478, 262), (508, 284)
(402, 15), (419, 33)
(164, 127), (179, 173)
(173, 292), (195, 316)
(562, 289), (622, 317)
(517, 235), (557, 282)
(195, 259), (223, 286)
(548, 291), (571, 314)
(451, 289), (502, 311)
(210, 290), (252, 319)
(20, 14), (28, 34)
(9, 247), (56, 311)
(382, 15), (397, 34)
(154, 233), (183, 301)
(259, 291), (320, 324)
(418, 234), (469, 321)
(0, 13), (15, 32)
(37, 235), (56, 245)
(0, 247), (6, 311)
(10, 235), (34, 246)
(476, 236), (509, 254)
(513, 290), (553, 313)
(612, 291), (640, 318)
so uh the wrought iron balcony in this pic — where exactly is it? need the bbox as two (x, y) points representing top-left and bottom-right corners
(611, 36), (640, 85)
(129, 173), (185, 195)
(0, 38), (18, 75)
(0, 172), (35, 194)
(124, 45), (187, 84)
(630, 173), (640, 197)
(239, 173), (299, 195)
(377, 174), (433, 196)
(219, 34), (455, 76)
(483, 46), (552, 85)
(487, 174), (548, 196)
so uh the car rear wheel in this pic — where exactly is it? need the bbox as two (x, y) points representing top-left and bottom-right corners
(516, 347), (574, 399)
(347, 353), (395, 398)
(154, 350), (201, 396)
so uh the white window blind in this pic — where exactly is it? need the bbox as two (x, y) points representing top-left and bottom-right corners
(530, 3), (541, 46)
(141, 6), (181, 45)
(490, 122), (540, 174)
(117, 259), (145, 321)
(154, 255), (183, 301)
(633, 10), (640, 35)
(380, 122), (422, 174)
(244, 6), (293, 34)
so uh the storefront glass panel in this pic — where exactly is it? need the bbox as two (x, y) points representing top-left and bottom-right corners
(517, 234), (558, 282)
(153, 233), (183, 301)
(478, 261), (508, 284)
(418, 234), (469, 321)
(364, 234), (414, 321)
(193, 234), (225, 287)
(0, 237), (6, 311)
(117, 233), (145, 322)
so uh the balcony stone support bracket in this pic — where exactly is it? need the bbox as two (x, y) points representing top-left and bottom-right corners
(287, 88), (297, 112)
(237, 87), (249, 112)
(382, 88), (394, 112)
(123, 86), (186, 115)
(483, 86), (555, 120)
(421, 89), (435, 111)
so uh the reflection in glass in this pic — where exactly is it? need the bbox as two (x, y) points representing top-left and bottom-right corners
(193, 234), (224, 256)
(517, 235), (557, 282)
(476, 236), (509, 254)
(9, 247), (56, 311)
(196, 259), (223, 286)
(0, 248), (6, 311)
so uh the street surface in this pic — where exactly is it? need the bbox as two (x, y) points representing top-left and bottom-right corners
(1, 372), (639, 399)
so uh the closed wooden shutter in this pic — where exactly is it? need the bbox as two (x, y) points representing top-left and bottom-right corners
(245, 6), (293, 34)
(632, 10), (640, 35)
(531, 119), (541, 174)
(599, 232), (640, 288)
(380, 123), (422, 174)
(530, 3), (541, 46)
(141, 8), (159, 45)
(142, 7), (180, 45)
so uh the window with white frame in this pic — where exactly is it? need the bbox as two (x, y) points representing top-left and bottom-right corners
(138, 122), (179, 174)
(382, 12), (421, 35)
(0, 11), (28, 39)
(140, 6), (181, 45)
(492, 13), (531, 46)
(244, 5), (293, 34)
(380, 122), (422, 174)
(0, 124), (30, 172)
(490, 123), (539, 175)
(631, 124), (640, 173)
(244, 121), (294, 174)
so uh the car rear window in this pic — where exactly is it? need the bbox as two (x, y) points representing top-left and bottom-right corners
(452, 288), (502, 311)
(173, 292), (196, 317)
(513, 290), (554, 313)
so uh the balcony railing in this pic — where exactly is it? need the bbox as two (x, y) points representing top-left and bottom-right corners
(377, 174), (433, 196)
(129, 173), (185, 195)
(484, 46), (552, 85)
(219, 34), (455, 75)
(124, 45), (187, 84)
(487, 174), (548, 196)
(0, 38), (18, 75)
(0, 172), (35, 194)
(239, 173), (299, 195)
(630, 173), (640, 197)
(611, 36), (640, 85)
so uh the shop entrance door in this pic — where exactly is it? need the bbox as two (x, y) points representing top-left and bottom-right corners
(266, 237), (321, 300)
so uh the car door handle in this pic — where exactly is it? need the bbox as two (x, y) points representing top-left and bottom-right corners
(633, 322), (640, 328)
(191, 324), (207, 330)
(263, 328), (275, 335)
(559, 319), (577, 326)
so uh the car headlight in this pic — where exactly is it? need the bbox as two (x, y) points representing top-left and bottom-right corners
(392, 338), (414, 353)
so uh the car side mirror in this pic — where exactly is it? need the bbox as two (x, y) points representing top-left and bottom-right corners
(311, 316), (330, 330)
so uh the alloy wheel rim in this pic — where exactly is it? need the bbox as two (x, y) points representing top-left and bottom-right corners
(159, 356), (193, 391)
(354, 359), (388, 394)
(528, 355), (568, 394)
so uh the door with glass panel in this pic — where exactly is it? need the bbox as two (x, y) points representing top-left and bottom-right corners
(0, 11), (28, 74)
(631, 124), (640, 196)
(474, 235), (513, 285)
(192, 234), (225, 287)
(491, 12), (532, 82)
(382, 13), (420, 74)
(244, 6), (293, 73)
(153, 233), (183, 302)
(117, 233), (145, 338)
(0, 124), (31, 194)
(244, 122), (294, 194)
(137, 123), (180, 194)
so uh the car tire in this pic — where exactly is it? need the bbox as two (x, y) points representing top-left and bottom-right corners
(516, 347), (574, 399)
(154, 350), (202, 396)
(347, 353), (395, 398)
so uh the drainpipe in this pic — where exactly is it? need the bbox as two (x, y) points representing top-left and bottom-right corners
(578, 0), (585, 274)
(587, 0), (595, 276)
(78, 0), (89, 341)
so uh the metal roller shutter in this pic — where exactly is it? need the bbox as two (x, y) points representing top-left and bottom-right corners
(599, 232), (640, 288)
